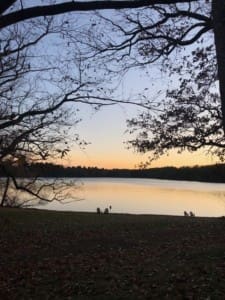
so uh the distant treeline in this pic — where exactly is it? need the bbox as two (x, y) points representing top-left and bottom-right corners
(1, 162), (225, 183)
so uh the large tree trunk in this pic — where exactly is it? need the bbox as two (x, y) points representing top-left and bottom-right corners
(212, 0), (225, 133)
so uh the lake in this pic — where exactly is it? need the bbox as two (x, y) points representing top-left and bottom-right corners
(37, 178), (225, 217)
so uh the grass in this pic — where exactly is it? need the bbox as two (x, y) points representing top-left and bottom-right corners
(0, 208), (225, 299)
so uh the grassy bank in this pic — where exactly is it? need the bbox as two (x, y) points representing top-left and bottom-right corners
(0, 208), (225, 299)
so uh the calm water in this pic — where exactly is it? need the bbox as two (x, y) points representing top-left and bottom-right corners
(38, 178), (225, 217)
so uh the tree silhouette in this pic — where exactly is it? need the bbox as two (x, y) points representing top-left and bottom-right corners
(0, 9), (126, 206)
(0, 1), (225, 132)
(0, 17), (86, 206)
(1, 3), (153, 206)
(127, 42), (225, 163)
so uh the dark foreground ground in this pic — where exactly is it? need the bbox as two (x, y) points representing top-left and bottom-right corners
(0, 208), (225, 299)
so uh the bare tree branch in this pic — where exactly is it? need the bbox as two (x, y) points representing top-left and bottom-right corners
(0, 0), (198, 29)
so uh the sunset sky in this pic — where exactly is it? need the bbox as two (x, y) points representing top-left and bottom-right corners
(59, 74), (218, 169)
(63, 105), (217, 169)
(55, 59), (218, 169)
(45, 45), (217, 170)
(49, 11), (218, 170)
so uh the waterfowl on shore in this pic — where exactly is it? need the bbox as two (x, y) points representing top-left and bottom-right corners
(190, 211), (195, 217)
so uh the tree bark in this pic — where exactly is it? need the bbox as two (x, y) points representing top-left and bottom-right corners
(1, 177), (10, 207)
(212, 0), (225, 133)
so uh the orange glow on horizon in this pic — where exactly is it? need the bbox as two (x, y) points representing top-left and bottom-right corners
(55, 148), (218, 169)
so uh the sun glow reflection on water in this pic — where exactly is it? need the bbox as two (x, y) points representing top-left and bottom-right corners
(38, 178), (225, 217)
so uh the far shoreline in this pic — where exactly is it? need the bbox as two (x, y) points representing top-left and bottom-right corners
(1, 162), (225, 183)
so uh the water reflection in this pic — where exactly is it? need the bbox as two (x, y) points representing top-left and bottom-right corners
(40, 178), (225, 217)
